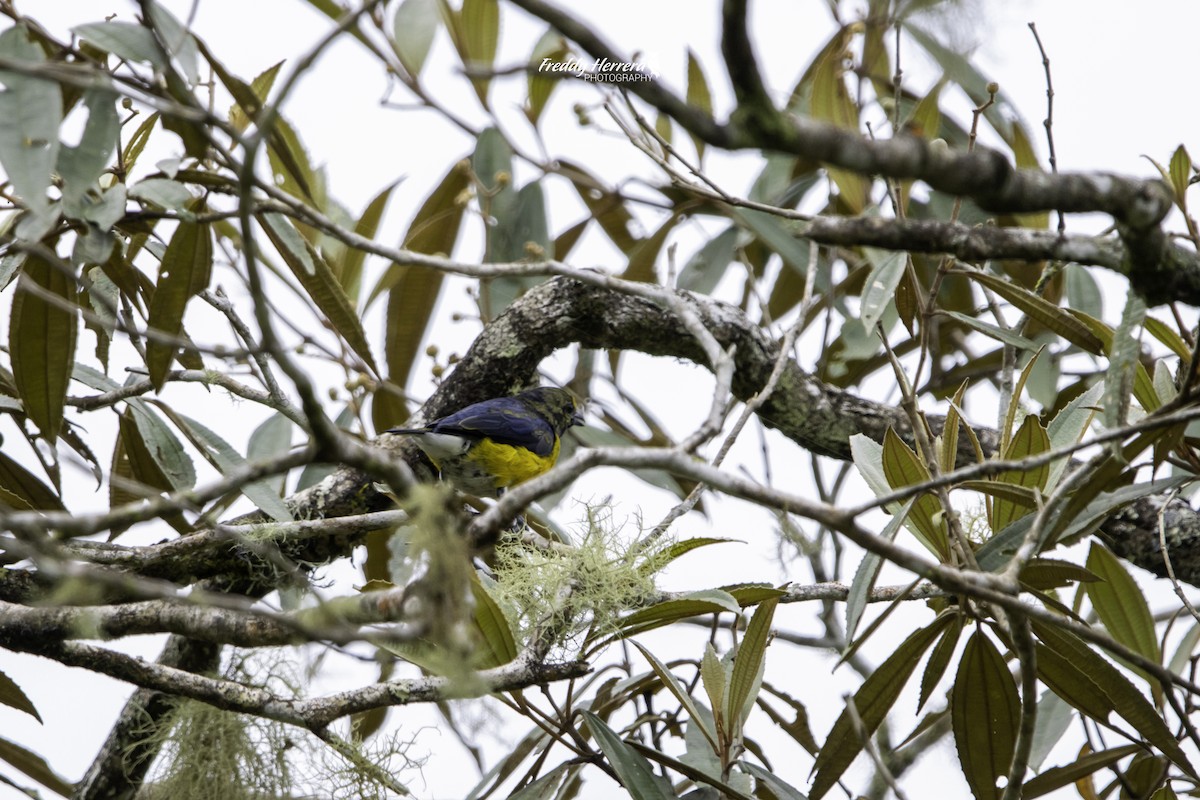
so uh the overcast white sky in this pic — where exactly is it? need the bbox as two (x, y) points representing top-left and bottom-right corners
(4, 1), (1200, 798)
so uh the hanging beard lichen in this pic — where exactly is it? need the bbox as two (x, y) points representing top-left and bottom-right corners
(137, 698), (294, 800)
(136, 654), (421, 799)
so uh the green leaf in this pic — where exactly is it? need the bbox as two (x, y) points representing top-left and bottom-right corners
(162, 409), (293, 522)
(623, 213), (682, 283)
(0, 450), (64, 511)
(526, 28), (567, 126)
(632, 641), (719, 755)
(1064, 263), (1103, 319)
(809, 614), (953, 800)
(992, 413), (1050, 533)
(460, 0), (499, 105)
(124, 402), (196, 492)
(1085, 543), (1161, 684)
(727, 597), (777, 728)
(845, 497), (915, 641)
(144, 2), (199, 84)
(956, 269), (1105, 355)
(975, 475), (1190, 571)
(580, 711), (676, 800)
(246, 412), (293, 497)
(146, 220), (212, 390)
(129, 178), (194, 211)
(392, 0), (440, 77)
(1044, 381), (1103, 490)
(259, 213), (377, 373)
(649, 537), (738, 571)
(953, 629), (1020, 800)
(881, 427), (950, 561)
(1104, 291), (1147, 430)
(0, 28), (62, 238)
(1028, 687), (1074, 772)
(860, 249), (907, 331)
(918, 614), (962, 712)
(228, 60), (283, 133)
(339, 182), (397, 301)
(614, 590), (741, 640)
(942, 310), (1039, 352)
(678, 226), (738, 295)
(627, 739), (758, 800)
(1018, 558), (1099, 590)
(742, 762), (810, 800)
(558, 160), (641, 254)
(686, 48), (712, 160)
(1169, 145), (1192, 205)
(121, 111), (159, 175)
(0, 668), (41, 722)
(1031, 619), (1196, 778)
(11, 255), (78, 441)
(1023, 744), (1140, 799)
(57, 89), (119, 223)
(807, 28), (866, 211)
(735, 210), (822, 288)
(470, 574), (517, 667)
(1144, 315), (1192, 361)
(0, 735), (73, 798)
(72, 21), (166, 69)
(265, 115), (318, 204)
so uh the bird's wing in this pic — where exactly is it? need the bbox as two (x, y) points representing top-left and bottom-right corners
(431, 396), (557, 456)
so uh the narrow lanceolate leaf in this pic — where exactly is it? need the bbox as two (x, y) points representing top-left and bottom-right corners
(727, 597), (778, 728)
(685, 48), (712, 160)
(11, 255), (78, 441)
(632, 641), (719, 755)
(123, 404), (197, 492)
(677, 226), (738, 295)
(956, 269), (1105, 355)
(0, 668), (41, 722)
(1044, 381), (1103, 490)
(809, 614), (953, 800)
(161, 409), (293, 522)
(1022, 744), (1141, 799)
(992, 413), (1050, 534)
(526, 28), (567, 126)
(0, 734), (74, 798)
(845, 497), (914, 641)
(0, 451), (64, 511)
(146, 220), (212, 390)
(259, 213), (377, 373)
(0, 25), (63, 226)
(227, 60), (283, 133)
(1031, 619), (1196, 778)
(918, 614), (962, 712)
(580, 711), (676, 800)
(881, 427), (950, 561)
(942, 310), (1039, 351)
(460, 0), (499, 105)
(953, 630), (1020, 800)
(392, 0), (440, 77)
(860, 249), (907, 331)
(1085, 543), (1161, 685)
(470, 575), (517, 668)
(339, 182), (397, 301)
(1104, 291), (1147, 429)
(1168, 145), (1192, 205)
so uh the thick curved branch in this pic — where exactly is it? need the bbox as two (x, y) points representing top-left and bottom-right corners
(506, 0), (1200, 304)
(433, 278), (1200, 587)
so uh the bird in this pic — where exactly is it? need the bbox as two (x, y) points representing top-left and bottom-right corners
(388, 387), (585, 496)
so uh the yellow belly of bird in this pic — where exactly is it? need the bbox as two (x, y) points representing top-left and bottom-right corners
(440, 437), (561, 494)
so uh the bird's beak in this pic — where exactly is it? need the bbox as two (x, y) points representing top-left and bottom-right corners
(571, 407), (585, 427)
